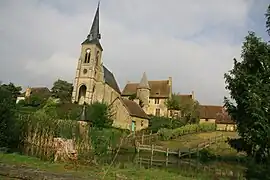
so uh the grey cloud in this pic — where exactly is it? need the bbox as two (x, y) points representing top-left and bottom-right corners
(0, 0), (269, 105)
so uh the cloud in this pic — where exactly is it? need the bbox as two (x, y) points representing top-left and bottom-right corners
(0, 0), (269, 105)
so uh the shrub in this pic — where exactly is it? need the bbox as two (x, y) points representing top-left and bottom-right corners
(147, 116), (185, 133)
(158, 123), (216, 140)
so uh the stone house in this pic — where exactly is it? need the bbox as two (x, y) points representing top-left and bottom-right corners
(71, 4), (149, 131)
(121, 72), (172, 117)
(199, 105), (236, 131)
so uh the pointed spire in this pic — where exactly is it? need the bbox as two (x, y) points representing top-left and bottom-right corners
(138, 72), (150, 89)
(87, 2), (101, 42)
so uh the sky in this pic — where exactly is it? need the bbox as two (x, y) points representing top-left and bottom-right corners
(0, 0), (269, 105)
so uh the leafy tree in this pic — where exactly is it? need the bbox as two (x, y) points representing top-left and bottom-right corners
(179, 99), (200, 124)
(0, 85), (19, 149)
(0, 83), (22, 102)
(51, 79), (73, 103)
(86, 102), (113, 129)
(266, 4), (270, 36)
(224, 28), (270, 162)
(165, 93), (181, 110)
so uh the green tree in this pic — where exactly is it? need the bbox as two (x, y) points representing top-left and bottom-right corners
(179, 99), (200, 124)
(86, 102), (113, 129)
(0, 83), (22, 102)
(224, 31), (270, 162)
(165, 93), (181, 110)
(266, 4), (270, 36)
(0, 85), (19, 149)
(51, 79), (73, 103)
(128, 93), (137, 100)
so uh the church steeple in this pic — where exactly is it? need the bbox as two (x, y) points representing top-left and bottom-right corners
(82, 2), (102, 50)
(88, 2), (101, 41)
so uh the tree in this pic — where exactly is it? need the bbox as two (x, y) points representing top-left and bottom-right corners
(224, 31), (270, 162)
(0, 83), (22, 102)
(179, 99), (200, 124)
(51, 79), (73, 103)
(128, 93), (137, 101)
(165, 93), (181, 110)
(0, 85), (18, 148)
(86, 102), (113, 129)
(266, 4), (270, 36)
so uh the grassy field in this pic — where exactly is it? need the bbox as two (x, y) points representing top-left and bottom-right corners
(0, 152), (224, 180)
(156, 131), (238, 150)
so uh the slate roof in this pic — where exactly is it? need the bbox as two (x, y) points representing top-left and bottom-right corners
(122, 80), (171, 98)
(122, 99), (149, 119)
(103, 65), (121, 94)
(138, 72), (150, 89)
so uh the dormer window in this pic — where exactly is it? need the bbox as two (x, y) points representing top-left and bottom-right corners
(84, 49), (91, 63)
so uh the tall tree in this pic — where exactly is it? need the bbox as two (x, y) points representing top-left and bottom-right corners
(224, 31), (270, 162)
(0, 83), (22, 102)
(266, 4), (270, 36)
(51, 79), (73, 103)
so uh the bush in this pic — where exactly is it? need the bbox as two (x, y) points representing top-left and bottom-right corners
(158, 123), (216, 140)
(147, 116), (185, 133)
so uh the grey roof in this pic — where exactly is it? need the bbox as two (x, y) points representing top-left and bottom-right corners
(81, 2), (103, 50)
(103, 65), (121, 94)
(137, 72), (150, 89)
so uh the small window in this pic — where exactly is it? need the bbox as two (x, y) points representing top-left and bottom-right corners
(205, 119), (209, 122)
(141, 120), (144, 127)
(155, 108), (160, 116)
(170, 110), (173, 117)
(155, 98), (159, 104)
(95, 51), (99, 67)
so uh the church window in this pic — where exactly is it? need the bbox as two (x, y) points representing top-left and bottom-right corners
(84, 49), (91, 63)
(155, 108), (160, 116)
(96, 51), (99, 67)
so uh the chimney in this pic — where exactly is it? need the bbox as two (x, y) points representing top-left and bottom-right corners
(168, 77), (172, 97)
(191, 91), (195, 100)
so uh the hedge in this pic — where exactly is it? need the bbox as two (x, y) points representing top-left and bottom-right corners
(158, 123), (216, 140)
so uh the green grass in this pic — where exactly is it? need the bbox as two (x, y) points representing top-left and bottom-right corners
(0, 152), (218, 180)
(156, 131), (238, 150)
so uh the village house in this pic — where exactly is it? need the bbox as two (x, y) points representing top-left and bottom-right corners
(122, 72), (172, 117)
(71, 4), (149, 131)
(16, 87), (51, 103)
(199, 105), (236, 131)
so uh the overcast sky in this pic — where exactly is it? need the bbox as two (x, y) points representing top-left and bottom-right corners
(0, 0), (269, 105)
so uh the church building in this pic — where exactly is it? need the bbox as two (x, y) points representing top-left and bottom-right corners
(71, 3), (149, 131)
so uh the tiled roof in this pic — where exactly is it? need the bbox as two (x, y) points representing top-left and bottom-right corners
(103, 66), (121, 94)
(122, 80), (170, 98)
(176, 94), (193, 104)
(199, 105), (223, 119)
(122, 99), (149, 119)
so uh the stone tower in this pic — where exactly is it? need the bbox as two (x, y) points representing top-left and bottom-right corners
(136, 72), (150, 110)
(71, 3), (104, 105)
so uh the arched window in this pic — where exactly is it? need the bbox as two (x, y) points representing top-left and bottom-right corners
(84, 49), (91, 63)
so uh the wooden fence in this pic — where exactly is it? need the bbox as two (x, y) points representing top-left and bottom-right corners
(136, 134), (224, 165)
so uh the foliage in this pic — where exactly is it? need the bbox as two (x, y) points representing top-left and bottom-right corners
(165, 93), (180, 110)
(0, 86), (24, 151)
(54, 102), (82, 120)
(0, 83), (22, 102)
(158, 123), (216, 140)
(26, 94), (45, 107)
(165, 93), (200, 124)
(86, 102), (114, 129)
(224, 30), (270, 162)
(266, 4), (270, 36)
(17, 99), (26, 106)
(147, 116), (185, 133)
(51, 79), (73, 103)
(128, 93), (137, 100)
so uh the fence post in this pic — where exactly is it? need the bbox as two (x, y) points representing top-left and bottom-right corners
(141, 132), (144, 145)
(196, 144), (199, 159)
(166, 148), (169, 167)
(139, 157), (142, 168)
(150, 144), (154, 166)
(188, 148), (191, 159)
(178, 149), (181, 158)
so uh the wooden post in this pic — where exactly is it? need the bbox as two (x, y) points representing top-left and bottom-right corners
(196, 144), (199, 159)
(166, 148), (169, 167)
(178, 149), (181, 158)
(150, 144), (154, 166)
(188, 148), (191, 159)
(141, 132), (144, 145)
(139, 157), (142, 168)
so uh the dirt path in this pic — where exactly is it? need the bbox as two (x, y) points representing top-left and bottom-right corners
(0, 163), (95, 180)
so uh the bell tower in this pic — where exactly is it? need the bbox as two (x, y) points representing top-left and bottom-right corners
(72, 2), (104, 105)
